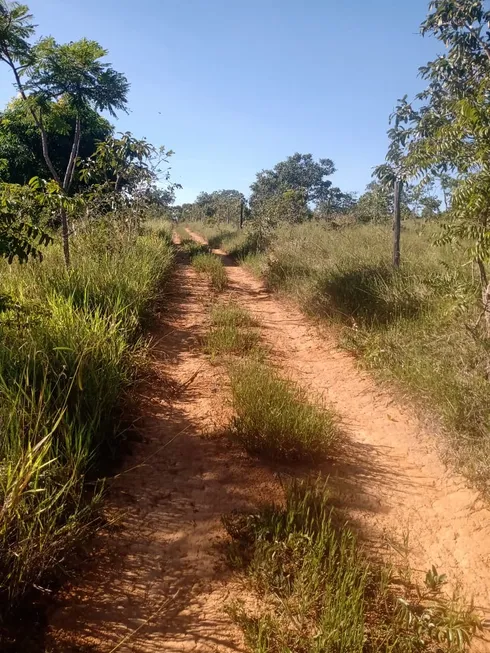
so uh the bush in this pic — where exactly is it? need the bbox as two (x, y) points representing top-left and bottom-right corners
(229, 361), (338, 461)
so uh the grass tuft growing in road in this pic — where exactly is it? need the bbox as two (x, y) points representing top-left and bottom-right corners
(205, 302), (260, 359)
(224, 477), (480, 652)
(191, 252), (227, 292)
(229, 360), (338, 462)
(180, 238), (210, 258)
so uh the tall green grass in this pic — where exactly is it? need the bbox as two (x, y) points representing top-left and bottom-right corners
(224, 478), (479, 652)
(0, 222), (173, 613)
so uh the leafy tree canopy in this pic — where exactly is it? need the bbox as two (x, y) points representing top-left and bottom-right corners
(391, 0), (490, 259)
(25, 37), (129, 116)
(250, 153), (338, 207)
(0, 97), (112, 185)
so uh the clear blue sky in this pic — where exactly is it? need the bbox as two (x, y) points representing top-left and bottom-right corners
(0, 0), (442, 203)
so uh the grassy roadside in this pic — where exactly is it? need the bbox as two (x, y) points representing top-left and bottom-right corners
(196, 286), (480, 651)
(0, 221), (174, 638)
(183, 219), (490, 496)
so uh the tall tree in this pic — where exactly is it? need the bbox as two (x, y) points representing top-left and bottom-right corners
(0, 2), (129, 266)
(392, 0), (490, 330)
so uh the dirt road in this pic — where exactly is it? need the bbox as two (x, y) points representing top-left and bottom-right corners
(46, 230), (490, 652)
(47, 240), (279, 652)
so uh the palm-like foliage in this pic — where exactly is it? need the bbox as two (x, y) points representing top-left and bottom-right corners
(27, 38), (129, 117)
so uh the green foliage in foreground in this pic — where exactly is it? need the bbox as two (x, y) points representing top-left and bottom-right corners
(224, 478), (480, 652)
(0, 222), (173, 611)
(229, 360), (338, 462)
(191, 252), (227, 292)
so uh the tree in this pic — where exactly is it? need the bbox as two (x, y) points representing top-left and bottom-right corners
(420, 195), (442, 218)
(192, 189), (245, 224)
(440, 173), (458, 211)
(391, 0), (490, 330)
(355, 181), (393, 223)
(0, 2), (129, 266)
(0, 97), (112, 185)
(355, 180), (417, 224)
(257, 188), (310, 226)
(250, 153), (339, 208)
(410, 182), (441, 218)
(315, 189), (357, 218)
(79, 132), (179, 229)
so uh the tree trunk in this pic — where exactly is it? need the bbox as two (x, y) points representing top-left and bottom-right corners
(57, 115), (82, 269)
(61, 207), (70, 268)
(64, 114), (82, 192)
(482, 281), (490, 335)
(393, 179), (402, 268)
(6, 56), (61, 185)
(239, 199), (244, 229)
(477, 258), (490, 335)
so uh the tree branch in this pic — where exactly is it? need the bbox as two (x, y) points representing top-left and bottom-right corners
(63, 113), (81, 192)
(477, 257), (488, 288)
(2, 48), (61, 186)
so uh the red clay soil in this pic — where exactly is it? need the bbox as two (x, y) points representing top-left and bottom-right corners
(46, 238), (280, 652)
(185, 227), (490, 652)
